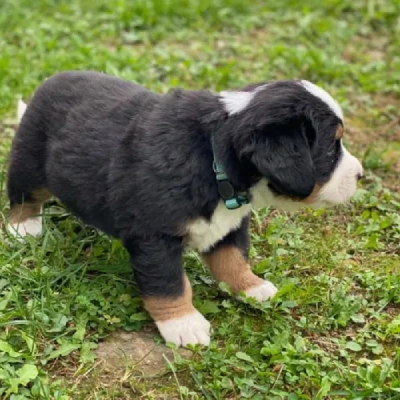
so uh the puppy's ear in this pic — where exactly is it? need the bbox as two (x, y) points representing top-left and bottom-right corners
(250, 122), (316, 198)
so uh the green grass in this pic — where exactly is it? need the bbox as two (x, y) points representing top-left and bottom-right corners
(1, 0), (400, 398)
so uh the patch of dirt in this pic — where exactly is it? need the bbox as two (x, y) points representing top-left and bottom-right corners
(345, 94), (400, 192)
(347, 96), (400, 143)
(47, 329), (194, 399)
(342, 34), (388, 63)
(96, 330), (193, 375)
(385, 304), (400, 317)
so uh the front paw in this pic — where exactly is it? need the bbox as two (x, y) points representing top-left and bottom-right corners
(244, 280), (278, 302)
(155, 310), (211, 347)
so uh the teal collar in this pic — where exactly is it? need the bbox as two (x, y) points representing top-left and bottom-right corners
(211, 134), (250, 210)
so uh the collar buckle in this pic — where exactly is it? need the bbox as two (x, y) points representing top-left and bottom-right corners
(211, 135), (249, 210)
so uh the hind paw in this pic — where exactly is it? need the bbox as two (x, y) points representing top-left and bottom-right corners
(7, 217), (43, 241)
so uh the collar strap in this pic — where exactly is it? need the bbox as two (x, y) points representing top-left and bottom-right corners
(211, 135), (250, 210)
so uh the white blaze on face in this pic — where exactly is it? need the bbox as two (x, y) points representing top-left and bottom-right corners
(316, 143), (363, 206)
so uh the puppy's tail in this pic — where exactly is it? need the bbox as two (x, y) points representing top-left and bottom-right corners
(17, 98), (27, 123)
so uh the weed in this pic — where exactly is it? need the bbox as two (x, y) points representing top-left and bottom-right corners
(0, 0), (399, 398)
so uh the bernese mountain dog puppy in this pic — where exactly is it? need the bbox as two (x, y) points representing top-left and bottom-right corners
(6, 71), (363, 347)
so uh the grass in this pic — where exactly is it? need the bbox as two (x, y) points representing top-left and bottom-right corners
(0, 0), (400, 398)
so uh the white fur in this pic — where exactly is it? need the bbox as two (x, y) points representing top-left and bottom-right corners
(219, 84), (268, 115)
(250, 178), (307, 212)
(7, 217), (43, 240)
(250, 142), (363, 211)
(17, 99), (27, 122)
(300, 80), (343, 120)
(186, 201), (252, 252)
(187, 142), (362, 252)
(219, 91), (255, 115)
(186, 174), (315, 253)
(220, 81), (343, 118)
(156, 310), (211, 347)
(316, 144), (363, 206)
(244, 280), (278, 302)
(186, 176), (311, 253)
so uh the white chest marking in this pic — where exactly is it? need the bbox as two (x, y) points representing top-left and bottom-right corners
(186, 201), (252, 252)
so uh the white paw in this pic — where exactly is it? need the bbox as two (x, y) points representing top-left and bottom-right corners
(156, 310), (211, 347)
(7, 217), (42, 240)
(244, 280), (278, 302)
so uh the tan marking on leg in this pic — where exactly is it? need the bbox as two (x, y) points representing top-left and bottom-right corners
(9, 188), (52, 223)
(143, 275), (195, 321)
(9, 203), (41, 224)
(203, 246), (263, 293)
(32, 188), (52, 203)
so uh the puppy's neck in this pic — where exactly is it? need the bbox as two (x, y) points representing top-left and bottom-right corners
(161, 88), (260, 194)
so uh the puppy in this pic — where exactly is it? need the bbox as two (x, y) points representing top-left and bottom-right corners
(7, 71), (363, 347)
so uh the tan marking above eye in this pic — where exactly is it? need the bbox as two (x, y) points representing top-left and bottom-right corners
(335, 124), (344, 140)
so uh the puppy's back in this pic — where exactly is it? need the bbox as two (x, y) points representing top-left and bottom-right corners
(18, 71), (159, 145)
(10, 71), (158, 236)
(30, 71), (149, 119)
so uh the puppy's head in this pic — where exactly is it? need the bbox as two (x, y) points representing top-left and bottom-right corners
(218, 80), (363, 211)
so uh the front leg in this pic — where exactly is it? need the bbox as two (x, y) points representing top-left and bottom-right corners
(124, 235), (210, 347)
(202, 216), (277, 301)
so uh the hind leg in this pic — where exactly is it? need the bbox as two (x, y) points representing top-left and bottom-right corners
(6, 115), (51, 239)
(7, 187), (52, 239)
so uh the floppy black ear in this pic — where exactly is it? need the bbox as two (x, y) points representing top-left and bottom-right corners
(250, 122), (316, 199)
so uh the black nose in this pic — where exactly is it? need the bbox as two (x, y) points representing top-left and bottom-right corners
(357, 173), (363, 181)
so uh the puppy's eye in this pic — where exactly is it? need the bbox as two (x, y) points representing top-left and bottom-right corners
(328, 139), (341, 162)
(335, 124), (344, 140)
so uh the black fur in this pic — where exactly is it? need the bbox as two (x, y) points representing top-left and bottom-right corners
(215, 81), (343, 198)
(7, 71), (343, 299)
